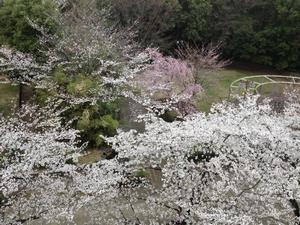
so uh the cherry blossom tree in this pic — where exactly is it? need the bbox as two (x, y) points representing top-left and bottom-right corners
(133, 44), (230, 116)
(1, 94), (298, 225)
(0, 0), (147, 104)
(0, 104), (124, 225)
(175, 42), (231, 70)
(27, 1), (145, 101)
(0, 47), (50, 83)
(107, 95), (300, 225)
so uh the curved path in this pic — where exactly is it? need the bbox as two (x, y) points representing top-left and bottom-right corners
(230, 75), (300, 96)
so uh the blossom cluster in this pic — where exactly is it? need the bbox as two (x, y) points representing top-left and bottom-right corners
(1, 96), (299, 224)
(107, 96), (300, 225)
(0, 47), (50, 83)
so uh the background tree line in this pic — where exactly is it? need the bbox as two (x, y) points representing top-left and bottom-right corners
(0, 0), (299, 70)
(98, 0), (300, 71)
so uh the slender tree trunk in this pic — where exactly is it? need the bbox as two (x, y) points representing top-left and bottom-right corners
(19, 83), (23, 108)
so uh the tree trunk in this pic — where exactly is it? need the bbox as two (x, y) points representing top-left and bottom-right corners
(19, 83), (23, 108)
(19, 83), (33, 108)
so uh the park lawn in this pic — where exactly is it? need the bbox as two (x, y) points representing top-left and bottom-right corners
(196, 69), (256, 113)
(196, 68), (300, 113)
(0, 83), (19, 116)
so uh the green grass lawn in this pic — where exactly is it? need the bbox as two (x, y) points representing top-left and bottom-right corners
(196, 68), (300, 112)
(0, 83), (19, 116)
(195, 69), (264, 112)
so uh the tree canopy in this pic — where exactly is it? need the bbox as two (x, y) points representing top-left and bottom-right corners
(1, 95), (300, 224)
(104, 0), (300, 70)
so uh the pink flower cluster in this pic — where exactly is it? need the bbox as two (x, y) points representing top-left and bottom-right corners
(147, 48), (195, 86)
(141, 48), (201, 99)
(137, 48), (202, 115)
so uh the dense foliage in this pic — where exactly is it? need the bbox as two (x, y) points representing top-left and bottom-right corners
(61, 101), (119, 148)
(2, 0), (299, 69)
(0, 0), (58, 53)
(209, 0), (300, 70)
(104, 0), (300, 70)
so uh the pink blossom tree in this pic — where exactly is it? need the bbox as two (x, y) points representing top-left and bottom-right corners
(134, 44), (230, 116)
(175, 42), (231, 70)
(135, 48), (202, 116)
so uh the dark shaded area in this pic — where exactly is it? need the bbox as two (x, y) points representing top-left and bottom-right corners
(290, 199), (300, 221)
(19, 84), (33, 107)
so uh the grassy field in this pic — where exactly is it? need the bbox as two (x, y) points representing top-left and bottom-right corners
(196, 69), (255, 112)
(196, 68), (300, 112)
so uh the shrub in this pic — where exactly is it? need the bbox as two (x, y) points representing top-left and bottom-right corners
(66, 75), (100, 97)
(62, 101), (120, 147)
(53, 69), (69, 87)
